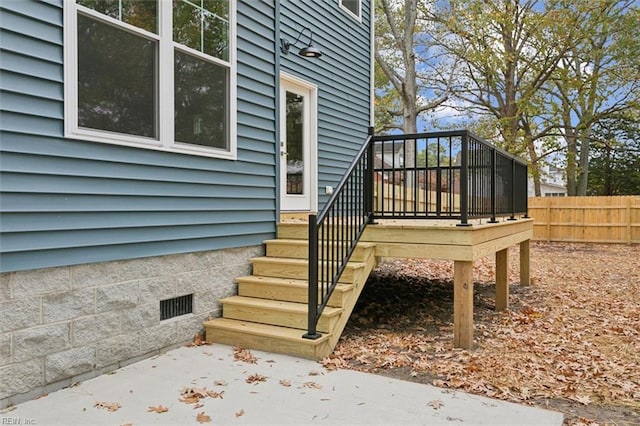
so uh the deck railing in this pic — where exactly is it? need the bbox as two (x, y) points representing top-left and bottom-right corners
(304, 129), (528, 339)
(373, 130), (528, 224)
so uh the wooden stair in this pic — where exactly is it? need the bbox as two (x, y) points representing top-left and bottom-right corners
(203, 222), (377, 359)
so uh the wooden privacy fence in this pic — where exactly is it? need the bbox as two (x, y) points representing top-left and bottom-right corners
(528, 196), (640, 244)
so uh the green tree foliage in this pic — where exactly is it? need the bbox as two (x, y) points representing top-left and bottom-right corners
(548, 0), (640, 195)
(588, 116), (640, 195)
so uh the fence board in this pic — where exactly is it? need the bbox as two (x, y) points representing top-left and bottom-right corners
(528, 196), (640, 244)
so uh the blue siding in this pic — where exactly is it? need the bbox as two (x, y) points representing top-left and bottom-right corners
(0, 1), (278, 272)
(280, 0), (372, 208)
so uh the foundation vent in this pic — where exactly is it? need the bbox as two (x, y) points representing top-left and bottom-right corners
(160, 294), (193, 320)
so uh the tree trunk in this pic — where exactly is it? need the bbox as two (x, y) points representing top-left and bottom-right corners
(564, 111), (578, 196)
(604, 144), (613, 196)
(576, 128), (592, 196)
(401, 0), (418, 168)
(526, 137), (542, 197)
(402, 98), (418, 168)
(523, 123), (542, 197)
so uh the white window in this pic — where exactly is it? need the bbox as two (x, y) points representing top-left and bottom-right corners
(64, 0), (237, 159)
(339, 0), (361, 21)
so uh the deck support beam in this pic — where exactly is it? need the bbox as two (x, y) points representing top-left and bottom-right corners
(519, 239), (530, 286)
(495, 248), (509, 311)
(453, 260), (474, 349)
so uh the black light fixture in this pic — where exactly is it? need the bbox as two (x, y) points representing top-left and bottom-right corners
(280, 27), (322, 58)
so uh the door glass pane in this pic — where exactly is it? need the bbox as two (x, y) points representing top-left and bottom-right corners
(77, 14), (157, 138)
(174, 50), (228, 149)
(286, 91), (304, 195)
(77, 0), (157, 33)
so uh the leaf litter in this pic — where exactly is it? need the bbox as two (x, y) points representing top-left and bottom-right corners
(245, 374), (267, 384)
(324, 242), (640, 426)
(196, 411), (211, 423)
(234, 346), (257, 364)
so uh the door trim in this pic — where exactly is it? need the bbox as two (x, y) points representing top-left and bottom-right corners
(279, 72), (318, 212)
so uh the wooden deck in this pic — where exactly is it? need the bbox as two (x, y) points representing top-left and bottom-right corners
(205, 215), (532, 357)
(280, 214), (534, 350)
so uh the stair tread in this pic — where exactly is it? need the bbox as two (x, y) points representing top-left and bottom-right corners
(235, 275), (353, 292)
(204, 318), (330, 343)
(221, 295), (342, 317)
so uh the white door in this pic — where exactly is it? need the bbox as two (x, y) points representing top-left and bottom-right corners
(279, 75), (317, 212)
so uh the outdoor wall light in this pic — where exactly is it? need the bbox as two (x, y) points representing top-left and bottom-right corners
(280, 27), (322, 58)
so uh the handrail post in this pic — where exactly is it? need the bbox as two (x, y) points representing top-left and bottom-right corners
(303, 214), (321, 339)
(523, 164), (529, 218)
(366, 134), (375, 223)
(458, 131), (470, 226)
(489, 146), (497, 223)
(508, 158), (517, 220)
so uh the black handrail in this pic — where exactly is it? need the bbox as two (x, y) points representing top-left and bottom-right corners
(304, 129), (528, 339)
(303, 131), (375, 339)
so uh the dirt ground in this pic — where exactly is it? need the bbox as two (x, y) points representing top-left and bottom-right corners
(323, 242), (640, 426)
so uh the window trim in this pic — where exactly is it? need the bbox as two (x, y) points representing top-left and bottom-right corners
(64, 0), (237, 160)
(339, 0), (362, 22)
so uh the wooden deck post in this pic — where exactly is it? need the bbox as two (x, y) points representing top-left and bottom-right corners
(495, 248), (509, 311)
(519, 239), (530, 285)
(454, 260), (474, 349)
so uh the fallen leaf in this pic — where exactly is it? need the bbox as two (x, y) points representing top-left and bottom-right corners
(320, 355), (348, 371)
(206, 390), (224, 399)
(303, 381), (322, 390)
(180, 387), (223, 404)
(213, 380), (228, 387)
(234, 346), (257, 364)
(279, 379), (291, 387)
(95, 401), (121, 412)
(186, 332), (211, 347)
(308, 370), (322, 376)
(147, 405), (168, 413)
(235, 409), (245, 417)
(181, 387), (209, 400)
(428, 400), (444, 410)
(246, 374), (267, 384)
(196, 411), (211, 423)
(570, 395), (592, 405)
